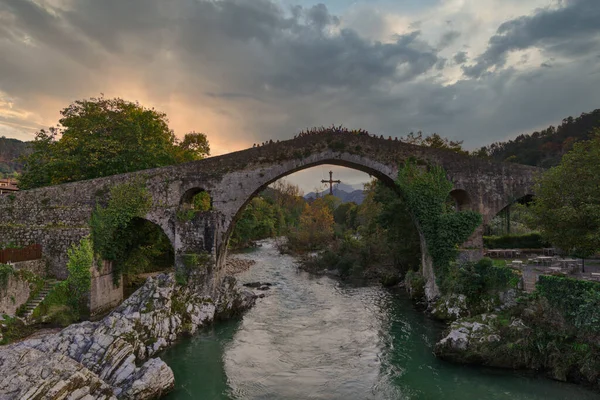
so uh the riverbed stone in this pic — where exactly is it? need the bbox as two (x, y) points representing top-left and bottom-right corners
(0, 272), (256, 399)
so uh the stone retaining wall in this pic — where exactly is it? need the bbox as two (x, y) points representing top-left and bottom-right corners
(12, 259), (47, 277)
(90, 261), (123, 319)
(0, 273), (31, 316)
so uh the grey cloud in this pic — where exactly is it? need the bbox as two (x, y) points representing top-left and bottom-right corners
(453, 51), (468, 64)
(305, 3), (339, 30)
(0, 0), (599, 159)
(463, 0), (600, 78)
(438, 30), (461, 49)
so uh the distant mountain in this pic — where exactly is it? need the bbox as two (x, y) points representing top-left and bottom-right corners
(0, 137), (29, 177)
(479, 109), (600, 167)
(305, 182), (367, 204)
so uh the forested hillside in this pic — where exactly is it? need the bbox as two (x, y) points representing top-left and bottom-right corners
(478, 109), (600, 167)
(0, 137), (28, 177)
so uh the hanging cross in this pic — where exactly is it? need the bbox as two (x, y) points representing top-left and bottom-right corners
(321, 170), (341, 196)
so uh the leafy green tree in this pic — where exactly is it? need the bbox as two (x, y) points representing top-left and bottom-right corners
(19, 96), (210, 189)
(333, 202), (357, 228)
(177, 132), (211, 162)
(230, 196), (284, 249)
(529, 132), (600, 267)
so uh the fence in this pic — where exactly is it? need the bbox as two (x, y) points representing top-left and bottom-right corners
(0, 244), (42, 264)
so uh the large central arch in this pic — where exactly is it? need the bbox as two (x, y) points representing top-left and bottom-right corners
(176, 149), (446, 298)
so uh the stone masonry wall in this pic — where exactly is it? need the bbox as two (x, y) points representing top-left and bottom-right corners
(90, 261), (123, 319)
(0, 132), (543, 297)
(0, 273), (31, 316)
(12, 259), (47, 277)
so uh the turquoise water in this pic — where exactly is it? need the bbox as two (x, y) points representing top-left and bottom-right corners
(161, 240), (599, 400)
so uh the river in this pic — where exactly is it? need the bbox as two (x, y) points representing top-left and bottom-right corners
(161, 240), (599, 400)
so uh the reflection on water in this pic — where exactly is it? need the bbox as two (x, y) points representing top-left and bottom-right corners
(161, 240), (599, 400)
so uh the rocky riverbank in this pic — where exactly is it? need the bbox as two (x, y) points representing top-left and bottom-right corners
(433, 296), (600, 392)
(0, 273), (256, 399)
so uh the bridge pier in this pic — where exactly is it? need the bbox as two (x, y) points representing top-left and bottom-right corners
(173, 211), (228, 294)
(458, 225), (485, 263)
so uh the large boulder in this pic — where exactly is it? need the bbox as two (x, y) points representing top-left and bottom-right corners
(0, 273), (256, 399)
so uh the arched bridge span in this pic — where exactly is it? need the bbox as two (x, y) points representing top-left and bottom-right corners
(0, 131), (541, 300)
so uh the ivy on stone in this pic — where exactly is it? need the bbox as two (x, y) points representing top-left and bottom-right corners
(90, 179), (152, 281)
(0, 264), (14, 293)
(396, 160), (482, 285)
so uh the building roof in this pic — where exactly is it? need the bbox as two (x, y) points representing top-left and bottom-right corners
(0, 178), (19, 193)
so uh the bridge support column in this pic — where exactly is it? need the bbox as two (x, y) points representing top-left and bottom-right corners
(173, 212), (225, 293)
(458, 225), (485, 263)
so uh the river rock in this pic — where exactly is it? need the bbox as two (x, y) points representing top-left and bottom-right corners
(429, 294), (468, 321)
(434, 317), (499, 363)
(0, 273), (256, 399)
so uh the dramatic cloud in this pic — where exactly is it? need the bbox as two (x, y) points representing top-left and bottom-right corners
(0, 0), (599, 190)
(463, 0), (600, 77)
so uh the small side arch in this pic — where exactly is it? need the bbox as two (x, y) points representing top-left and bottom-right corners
(180, 187), (213, 212)
(449, 189), (471, 211)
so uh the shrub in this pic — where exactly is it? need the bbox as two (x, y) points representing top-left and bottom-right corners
(537, 275), (600, 332)
(442, 258), (519, 303)
(65, 237), (93, 314)
(483, 233), (548, 249)
(405, 270), (425, 300)
(192, 191), (211, 211)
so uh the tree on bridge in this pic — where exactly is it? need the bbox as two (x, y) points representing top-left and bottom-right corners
(19, 96), (210, 189)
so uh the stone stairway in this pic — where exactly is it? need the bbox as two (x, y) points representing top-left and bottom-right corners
(23, 279), (61, 319)
(522, 270), (540, 293)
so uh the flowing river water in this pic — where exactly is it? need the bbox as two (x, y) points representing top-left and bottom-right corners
(161, 240), (599, 400)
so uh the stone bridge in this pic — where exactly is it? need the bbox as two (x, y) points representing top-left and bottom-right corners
(0, 131), (542, 299)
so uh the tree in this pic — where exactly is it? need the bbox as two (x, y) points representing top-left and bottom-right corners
(529, 131), (600, 270)
(19, 96), (210, 189)
(287, 199), (335, 251)
(177, 131), (211, 162)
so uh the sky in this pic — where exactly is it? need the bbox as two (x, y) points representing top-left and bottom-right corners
(1, 0), (599, 192)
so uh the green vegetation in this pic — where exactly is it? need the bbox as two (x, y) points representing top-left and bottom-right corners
(287, 197), (336, 252)
(298, 180), (422, 282)
(478, 109), (600, 167)
(537, 275), (600, 333)
(529, 131), (600, 260)
(90, 180), (155, 281)
(0, 264), (13, 292)
(0, 136), (28, 178)
(399, 131), (468, 155)
(442, 258), (520, 306)
(192, 191), (212, 211)
(175, 251), (212, 285)
(0, 315), (36, 345)
(230, 181), (305, 250)
(32, 237), (93, 325)
(483, 233), (548, 249)
(19, 96), (210, 189)
(64, 237), (93, 313)
(396, 160), (482, 285)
